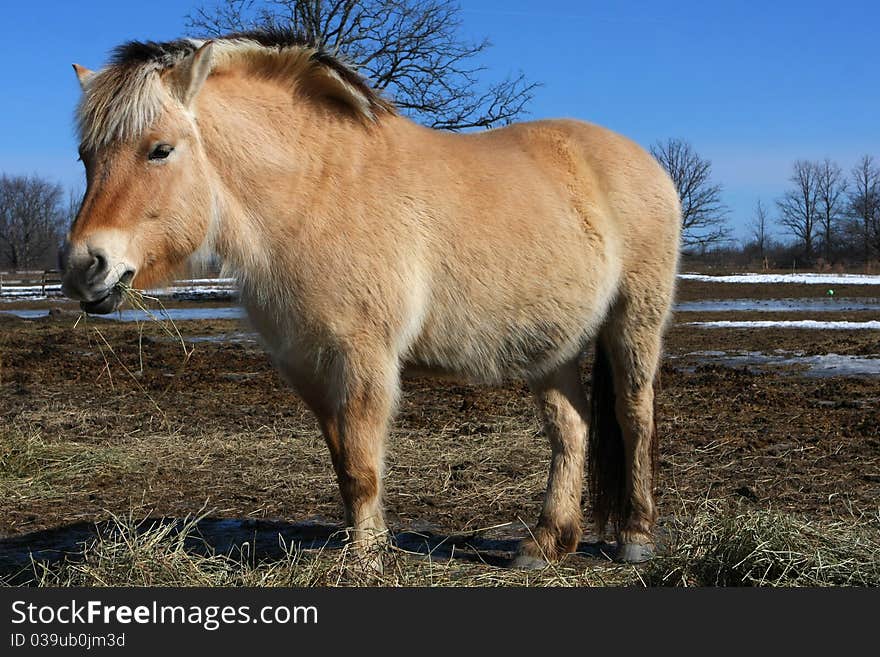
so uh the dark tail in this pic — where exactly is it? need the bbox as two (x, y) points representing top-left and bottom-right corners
(588, 342), (660, 532)
(588, 342), (625, 532)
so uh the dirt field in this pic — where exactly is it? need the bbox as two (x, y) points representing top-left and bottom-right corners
(1, 279), (878, 585)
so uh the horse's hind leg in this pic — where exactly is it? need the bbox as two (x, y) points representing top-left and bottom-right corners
(595, 287), (670, 563)
(513, 359), (588, 568)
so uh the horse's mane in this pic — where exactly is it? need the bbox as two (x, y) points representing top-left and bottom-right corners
(76, 28), (396, 149)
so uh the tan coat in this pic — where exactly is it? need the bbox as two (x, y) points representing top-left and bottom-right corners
(63, 33), (681, 568)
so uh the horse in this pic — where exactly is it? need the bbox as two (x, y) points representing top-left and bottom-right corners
(62, 29), (681, 569)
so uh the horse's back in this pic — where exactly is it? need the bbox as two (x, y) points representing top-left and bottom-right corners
(398, 118), (679, 383)
(483, 118), (682, 316)
(418, 117), (681, 274)
(482, 118), (680, 241)
(523, 119), (682, 313)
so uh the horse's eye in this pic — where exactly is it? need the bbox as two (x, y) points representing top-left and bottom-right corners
(148, 144), (174, 161)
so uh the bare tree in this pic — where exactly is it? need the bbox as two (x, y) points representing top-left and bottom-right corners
(815, 158), (847, 263)
(848, 155), (880, 263)
(0, 174), (66, 270)
(749, 199), (770, 263)
(777, 160), (821, 264)
(187, 0), (538, 130)
(64, 186), (83, 226)
(650, 138), (730, 250)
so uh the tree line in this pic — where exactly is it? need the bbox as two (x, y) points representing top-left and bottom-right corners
(0, 175), (76, 271)
(769, 156), (880, 267)
(651, 139), (880, 269)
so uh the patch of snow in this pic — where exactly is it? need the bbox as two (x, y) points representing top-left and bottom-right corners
(678, 273), (880, 285)
(685, 320), (880, 330)
(162, 286), (236, 295)
(163, 278), (237, 286)
(671, 349), (880, 378)
(0, 284), (63, 300)
(1, 278), (238, 302)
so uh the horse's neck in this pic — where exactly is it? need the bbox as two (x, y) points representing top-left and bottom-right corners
(197, 77), (383, 280)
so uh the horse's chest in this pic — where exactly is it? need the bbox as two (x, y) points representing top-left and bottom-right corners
(239, 293), (313, 361)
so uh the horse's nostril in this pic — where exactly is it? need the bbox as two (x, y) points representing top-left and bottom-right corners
(87, 248), (109, 284)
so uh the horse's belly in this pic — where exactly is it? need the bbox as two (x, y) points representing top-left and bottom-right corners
(406, 288), (609, 384)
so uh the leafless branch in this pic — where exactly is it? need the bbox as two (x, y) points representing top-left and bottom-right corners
(748, 199), (771, 262)
(848, 155), (880, 262)
(814, 158), (847, 263)
(187, 0), (539, 130)
(776, 160), (821, 263)
(650, 138), (731, 251)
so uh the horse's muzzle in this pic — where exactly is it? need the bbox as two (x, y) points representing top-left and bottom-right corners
(79, 286), (124, 314)
(61, 245), (134, 314)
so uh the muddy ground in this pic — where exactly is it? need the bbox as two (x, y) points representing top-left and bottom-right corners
(0, 279), (878, 580)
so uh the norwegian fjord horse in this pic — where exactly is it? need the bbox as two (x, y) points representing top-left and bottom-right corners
(62, 30), (681, 568)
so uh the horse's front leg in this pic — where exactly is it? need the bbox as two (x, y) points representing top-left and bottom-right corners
(307, 355), (399, 569)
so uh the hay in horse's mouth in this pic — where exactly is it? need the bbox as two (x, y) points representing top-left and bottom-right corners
(80, 270), (134, 315)
(80, 287), (122, 314)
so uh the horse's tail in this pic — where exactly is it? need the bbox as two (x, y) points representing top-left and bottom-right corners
(585, 343), (619, 532)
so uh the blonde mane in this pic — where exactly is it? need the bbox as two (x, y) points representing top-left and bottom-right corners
(76, 29), (396, 150)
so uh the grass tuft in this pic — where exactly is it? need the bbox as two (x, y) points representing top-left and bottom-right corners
(643, 500), (880, 587)
(0, 425), (132, 502)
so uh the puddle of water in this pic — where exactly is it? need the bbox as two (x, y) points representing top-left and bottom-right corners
(672, 350), (880, 378)
(795, 354), (880, 377)
(0, 309), (56, 319)
(676, 298), (880, 312)
(0, 307), (244, 322)
(108, 307), (245, 322)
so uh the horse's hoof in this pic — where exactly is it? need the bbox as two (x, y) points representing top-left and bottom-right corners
(615, 542), (655, 564)
(510, 554), (548, 570)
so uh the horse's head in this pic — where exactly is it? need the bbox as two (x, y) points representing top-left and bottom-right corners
(62, 42), (216, 313)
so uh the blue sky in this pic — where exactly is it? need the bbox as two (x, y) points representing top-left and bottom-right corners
(1, 1), (878, 240)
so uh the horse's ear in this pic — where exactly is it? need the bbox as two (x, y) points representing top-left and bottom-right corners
(72, 64), (94, 91)
(168, 41), (215, 107)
